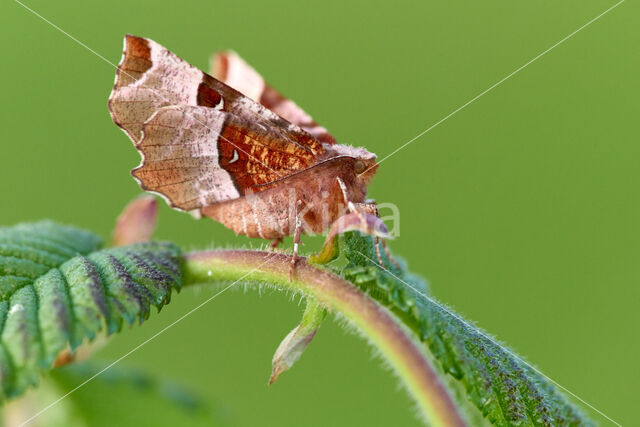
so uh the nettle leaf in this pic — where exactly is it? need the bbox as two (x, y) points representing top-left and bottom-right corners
(0, 221), (182, 401)
(340, 232), (592, 426)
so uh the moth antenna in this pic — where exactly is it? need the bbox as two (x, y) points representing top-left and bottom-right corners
(289, 200), (303, 282)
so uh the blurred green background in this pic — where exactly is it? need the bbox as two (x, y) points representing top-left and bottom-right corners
(1, 0), (637, 425)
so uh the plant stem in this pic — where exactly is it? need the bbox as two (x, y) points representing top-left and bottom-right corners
(183, 250), (465, 427)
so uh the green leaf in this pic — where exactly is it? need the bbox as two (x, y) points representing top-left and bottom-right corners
(0, 221), (182, 401)
(340, 232), (593, 426)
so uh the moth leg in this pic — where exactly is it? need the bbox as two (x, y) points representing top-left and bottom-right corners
(335, 178), (400, 269)
(336, 177), (370, 233)
(380, 238), (401, 270)
(270, 237), (283, 250)
(289, 200), (303, 282)
(361, 203), (385, 266)
(352, 201), (401, 270)
(374, 236), (384, 266)
(356, 202), (385, 266)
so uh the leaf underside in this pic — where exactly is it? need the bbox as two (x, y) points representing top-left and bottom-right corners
(339, 233), (593, 427)
(0, 221), (182, 401)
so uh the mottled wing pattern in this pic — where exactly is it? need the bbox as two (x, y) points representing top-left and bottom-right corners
(108, 35), (328, 212)
(211, 51), (337, 144)
(133, 106), (319, 211)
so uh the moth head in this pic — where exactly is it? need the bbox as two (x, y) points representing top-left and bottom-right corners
(354, 155), (378, 184)
(325, 143), (378, 184)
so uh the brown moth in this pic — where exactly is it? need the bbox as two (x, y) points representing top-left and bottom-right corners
(108, 35), (392, 277)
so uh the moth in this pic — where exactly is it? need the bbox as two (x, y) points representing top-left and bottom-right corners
(108, 35), (393, 277)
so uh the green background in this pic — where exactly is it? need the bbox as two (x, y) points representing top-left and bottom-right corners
(1, 0), (637, 425)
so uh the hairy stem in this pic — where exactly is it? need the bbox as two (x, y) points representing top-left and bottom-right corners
(183, 250), (465, 427)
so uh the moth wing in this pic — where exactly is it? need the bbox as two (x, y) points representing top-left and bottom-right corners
(108, 35), (325, 156)
(133, 106), (320, 212)
(211, 51), (337, 144)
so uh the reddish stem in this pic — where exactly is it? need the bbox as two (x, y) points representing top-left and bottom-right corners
(184, 250), (466, 426)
